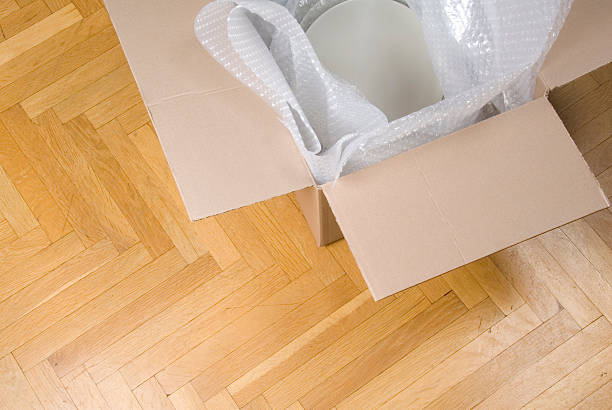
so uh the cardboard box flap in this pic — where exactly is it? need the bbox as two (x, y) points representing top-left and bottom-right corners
(539, 0), (612, 89)
(323, 98), (609, 300)
(104, 0), (313, 219)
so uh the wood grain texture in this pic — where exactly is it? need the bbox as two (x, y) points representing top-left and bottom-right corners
(0, 7), (609, 408)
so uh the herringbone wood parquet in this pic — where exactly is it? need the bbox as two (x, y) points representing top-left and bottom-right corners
(0, 1), (610, 409)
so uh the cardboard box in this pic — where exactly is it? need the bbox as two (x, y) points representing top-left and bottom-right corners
(104, 0), (611, 300)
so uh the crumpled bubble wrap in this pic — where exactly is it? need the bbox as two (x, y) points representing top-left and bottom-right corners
(195, 0), (572, 184)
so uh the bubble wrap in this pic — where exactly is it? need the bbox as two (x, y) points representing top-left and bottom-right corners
(194, 0), (572, 184)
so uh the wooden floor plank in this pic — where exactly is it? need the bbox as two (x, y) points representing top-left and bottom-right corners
(262, 288), (429, 409)
(573, 380), (612, 410)
(378, 304), (541, 409)
(0, 162), (39, 236)
(466, 256), (524, 315)
(12, 248), (181, 371)
(0, 353), (43, 409)
(0, 239), (116, 329)
(426, 310), (581, 409)
(66, 116), (173, 257)
(0, 0), (19, 19)
(187, 275), (359, 401)
(84, 82), (141, 128)
(442, 266), (487, 308)
(476, 316), (612, 408)
(524, 344), (612, 408)
(299, 292), (467, 409)
(61, 366), (109, 410)
(0, 217), (17, 248)
(96, 372), (141, 410)
(0, 243), (150, 359)
(25, 360), (75, 410)
(84, 259), (258, 383)
(132, 377), (174, 410)
(168, 384), (205, 410)
(0, 226), (49, 274)
(0, 3), (81, 67)
(0, 0), (50, 39)
(47, 255), (216, 379)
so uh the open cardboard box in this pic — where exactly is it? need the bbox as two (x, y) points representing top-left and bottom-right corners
(104, 0), (611, 300)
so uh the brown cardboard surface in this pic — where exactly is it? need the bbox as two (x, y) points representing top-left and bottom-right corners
(103, 0), (313, 219)
(295, 187), (343, 246)
(539, 0), (612, 89)
(323, 98), (609, 300)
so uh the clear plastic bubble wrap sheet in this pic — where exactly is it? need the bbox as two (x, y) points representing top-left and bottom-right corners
(194, 0), (572, 184)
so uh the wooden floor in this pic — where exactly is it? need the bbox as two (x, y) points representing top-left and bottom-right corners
(0, 1), (611, 409)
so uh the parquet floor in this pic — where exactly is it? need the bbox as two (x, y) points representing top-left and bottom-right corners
(0, 1), (611, 409)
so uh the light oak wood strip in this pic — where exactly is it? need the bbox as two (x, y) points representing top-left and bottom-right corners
(0, 119), (66, 240)
(205, 389), (238, 410)
(168, 384), (205, 410)
(0, 239), (117, 329)
(227, 290), (387, 407)
(61, 366), (109, 410)
(417, 274), (451, 303)
(0, 7), (109, 89)
(118, 102), (150, 135)
(15, 0), (34, 6)
(571, 107), (612, 154)
(326, 238), (368, 291)
(187, 275), (359, 400)
(518, 236), (602, 328)
(562, 219), (612, 284)
(67, 116), (173, 257)
(0, 3), (81, 67)
(96, 372), (141, 410)
(48, 255), (215, 378)
(25, 360), (75, 410)
(0, 0), (50, 39)
(539, 228), (612, 322)
(0, 0), (18, 19)
(379, 303), (541, 409)
(140, 269), (316, 393)
(584, 207), (612, 249)
(0, 231), (83, 303)
(0, 217), (17, 247)
(442, 266), (487, 308)
(491, 242), (562, 321)
(37, 110), (138, 252)
(133, 377), (175, 410)
(590, 62), (612, 85)
(98, 121), (200, 263)
(466, 257), (524, 314)
(20, 43), (125, 118)
(427, 309), (581, 409)
(84, 82), (141, 128)
(476, 316), (612, 409)
(338, 298), (504, 409)
(243, 202), (311, 280)
(53, 63), (134, 123)
(573, 380), (612, 410)
(524, 344), (612, 409)
(0, 24), (117, 112)
(125, 123), (210, 259)
(598, 166), (612, 199)
(0, 226), (49, 275)
(13, 248), (183, 371)
(262, 287), (428, 409)
(559, 81), (612, 134)
(0, 106), (106, 247)
(300, 292), (467, 409)
(0, 243), (151, 359)
(264, 195), (344, 286)
(0, 162), (38, 236)
(584, 136), (612, 176)
(241, 395), (272, 410)
(44, 0), (71, 12)
(71, 0), (101, 17)
(84, 259), (257, 383)
(217, 208), (275, 274)
(548, 73), (600, 113)
(195, 217), (241, 269)
(0, 353), (43, 409)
